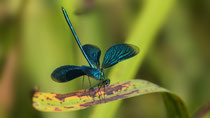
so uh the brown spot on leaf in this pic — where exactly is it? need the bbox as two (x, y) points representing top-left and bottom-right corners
(80, 90), (139, 108)
(64, 106), (74, 109)
(54, 107), (62, 112)
(54, 81), (132, 101)
(46, 97), (52, 101)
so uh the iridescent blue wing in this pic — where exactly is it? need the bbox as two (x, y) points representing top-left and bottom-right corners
(81, 65), (101, 80)
(51, 65), (86, 82)
(102, 44), (139, 68)
(83, 44), (101, 68)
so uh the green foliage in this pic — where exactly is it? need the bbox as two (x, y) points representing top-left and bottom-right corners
(90, 0), (176, 118)
(0, 0), (210, 118)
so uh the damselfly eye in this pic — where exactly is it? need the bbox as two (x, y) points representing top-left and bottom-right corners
(105, 79), (110, 86)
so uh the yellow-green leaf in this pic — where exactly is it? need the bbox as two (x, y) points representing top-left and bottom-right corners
(32, 79), (187, 115)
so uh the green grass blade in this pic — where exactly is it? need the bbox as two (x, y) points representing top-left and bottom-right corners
(162, 93), (189, 118)
(90, 0), (176, 118)
(32, 79), (187, 114)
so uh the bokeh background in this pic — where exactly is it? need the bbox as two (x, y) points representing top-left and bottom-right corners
(0, 0), (210, 118)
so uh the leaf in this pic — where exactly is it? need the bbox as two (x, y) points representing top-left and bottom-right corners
(32, 79), (188, 116)
(162, 93), (189, 118)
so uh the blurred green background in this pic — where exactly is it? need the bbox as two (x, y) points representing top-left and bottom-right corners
(0, 0), (210, 118)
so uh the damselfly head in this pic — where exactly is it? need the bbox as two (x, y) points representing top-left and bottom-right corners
(104, 79), (110, 86)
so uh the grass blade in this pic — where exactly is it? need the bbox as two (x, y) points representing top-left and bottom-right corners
(90, 0), (176, 117)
